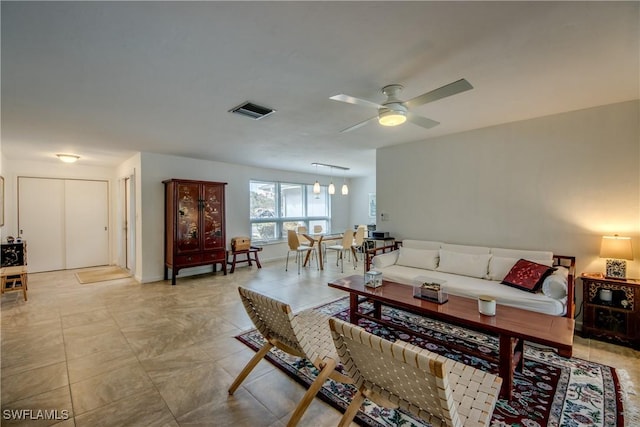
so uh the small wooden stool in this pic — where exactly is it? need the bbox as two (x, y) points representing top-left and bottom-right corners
(227, 246), (263, 274)
(1, 265), (28, 301)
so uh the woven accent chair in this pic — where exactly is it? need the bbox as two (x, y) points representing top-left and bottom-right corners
(329, 317), (502, 427)
(229, 287), (352, 427)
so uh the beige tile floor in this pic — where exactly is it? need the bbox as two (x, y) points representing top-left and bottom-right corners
(1, 258), (638, 426)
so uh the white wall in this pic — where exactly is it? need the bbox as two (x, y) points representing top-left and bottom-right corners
(0, 159), (118, 262)
(348, 174), (377, 228)
(377, 100), (640, 322)
(138, 152), (352, 282)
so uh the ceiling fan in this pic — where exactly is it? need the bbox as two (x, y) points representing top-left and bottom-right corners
(330, 78), (473, 133)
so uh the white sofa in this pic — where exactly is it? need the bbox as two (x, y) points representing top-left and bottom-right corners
(370, 240), (575, 318)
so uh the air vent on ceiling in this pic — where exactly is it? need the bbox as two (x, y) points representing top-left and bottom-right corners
(229, 102), (275, 120)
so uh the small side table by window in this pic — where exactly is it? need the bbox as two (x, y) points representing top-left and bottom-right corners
(227, 246), (263, 274)
(580, 273), (639, 349)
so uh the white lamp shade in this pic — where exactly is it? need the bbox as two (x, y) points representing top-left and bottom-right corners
(313, 181), (320, 194)
(328, 182), (335, 195)
(341, 183), (348, 195)
(599, 235), (633, 260)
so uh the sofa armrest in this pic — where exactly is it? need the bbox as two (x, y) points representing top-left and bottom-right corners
(553, 255), (576, 319)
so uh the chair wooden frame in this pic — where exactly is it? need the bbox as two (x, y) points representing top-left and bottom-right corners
(329, 317), (501, 427)
(326, 230), (355, 273)
(285, 230), (318, 274)
(351, 226), (366, 266)
(229, 287), (352, 427)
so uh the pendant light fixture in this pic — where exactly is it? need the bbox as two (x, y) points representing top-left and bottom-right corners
(341, 169), (349, 195)
(328, 167), (335, 195)
(311, 162), (349, 196)
(313, 163), (321, 194)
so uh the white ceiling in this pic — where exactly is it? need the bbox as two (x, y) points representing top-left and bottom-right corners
(2, 1), (638, 177)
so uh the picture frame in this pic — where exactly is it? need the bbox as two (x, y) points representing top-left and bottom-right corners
(0, 176), (4, 227)
(368, 193), (376, 218)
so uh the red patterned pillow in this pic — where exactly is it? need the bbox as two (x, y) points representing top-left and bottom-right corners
(501, 259), (556, 293)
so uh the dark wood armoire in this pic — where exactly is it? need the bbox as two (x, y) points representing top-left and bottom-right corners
(163, 179), (227, 285)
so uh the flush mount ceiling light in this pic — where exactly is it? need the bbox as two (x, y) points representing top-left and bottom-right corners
(378, 108), (407, 126)
(56, 154), (80, 163)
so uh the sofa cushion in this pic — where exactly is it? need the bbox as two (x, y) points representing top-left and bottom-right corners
(371, 250), (399, 269)
(541, 267), (569, 300)
(501, 259), (555, 293)
(441, 243), (490, 254)
(396, 247), (439, 270)
(490, 247), (553, 262)
(436, 249), (491, 279)
(488, 256), (554, 281)
(402, 240), (442, 250)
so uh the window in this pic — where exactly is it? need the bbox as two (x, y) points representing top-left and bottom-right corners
(250, 180), (330, 242)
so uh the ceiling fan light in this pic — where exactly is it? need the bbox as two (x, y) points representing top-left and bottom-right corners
(378, 110), (407, 127)
(56, 154), (80, 163)
(313, 180), (321, 194)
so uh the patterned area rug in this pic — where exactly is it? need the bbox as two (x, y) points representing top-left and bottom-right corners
(236, 297), (627, 427)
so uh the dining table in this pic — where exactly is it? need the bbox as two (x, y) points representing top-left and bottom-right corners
(301, 233), (345, 270)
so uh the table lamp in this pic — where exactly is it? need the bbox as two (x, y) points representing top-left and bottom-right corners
(599, 235), (633, 279)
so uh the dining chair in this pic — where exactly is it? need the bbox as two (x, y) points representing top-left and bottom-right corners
(313, 225), (323, 234)
(329, 317), (502, 427)
(326, 230), (355, 273)
(296, 226), (311, 248)
(229, 287), (353, 427)
(351, 226), (366, 265)
(285, 230), (318, 274)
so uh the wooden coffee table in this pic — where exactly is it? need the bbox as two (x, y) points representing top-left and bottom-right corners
(328, 275), (575, 400)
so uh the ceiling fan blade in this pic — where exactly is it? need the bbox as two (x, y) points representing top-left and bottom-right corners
(339, 115), (378, 133)
(407, 112), (440, 129)
(405, 79), (473, 109)
(330, 94), (384, 110)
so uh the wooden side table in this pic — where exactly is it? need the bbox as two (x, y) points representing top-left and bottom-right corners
(1, 266), (28, 301)
(580, 273), (639, 349)
(227, 247), (262, 274)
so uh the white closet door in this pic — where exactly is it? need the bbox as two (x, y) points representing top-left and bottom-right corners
(65, 180), (109, 269)
(18, 177), (66, 272)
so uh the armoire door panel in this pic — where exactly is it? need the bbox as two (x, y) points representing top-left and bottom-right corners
(176, 182), (201, 253)
(203, 183), (224, 251)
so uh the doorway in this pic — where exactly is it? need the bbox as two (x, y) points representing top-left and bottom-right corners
(122, 175), (136, 273)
